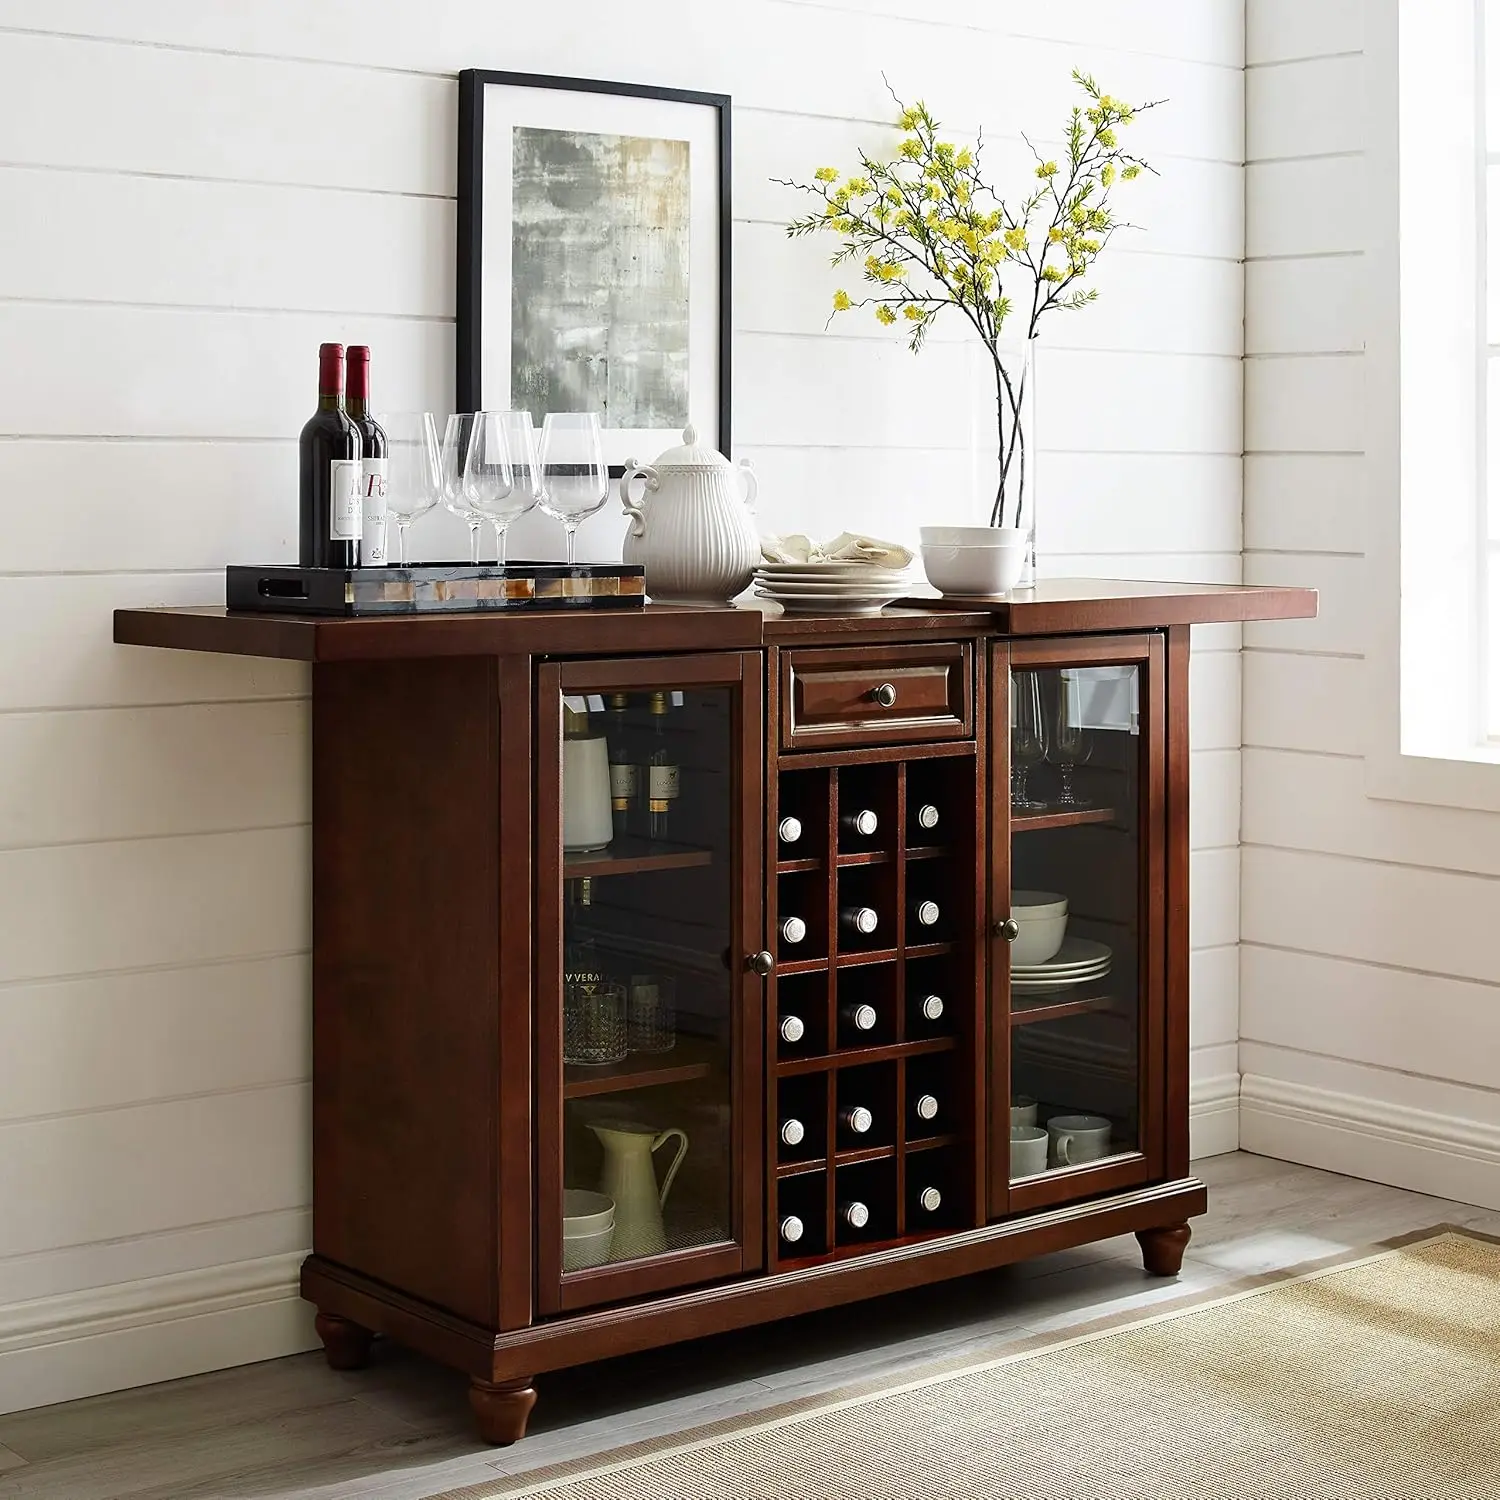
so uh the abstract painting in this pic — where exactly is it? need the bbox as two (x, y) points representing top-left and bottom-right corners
(510, 128), (690, 430)
(458, 70), (730, 471)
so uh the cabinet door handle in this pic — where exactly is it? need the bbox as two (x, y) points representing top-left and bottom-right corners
(995, 917), (1020, 942)
(747, 950), (775, 976)
(869, 682), (898, 708)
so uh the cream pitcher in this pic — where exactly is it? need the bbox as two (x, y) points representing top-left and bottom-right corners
(619, 425), (758, 602)
(588, 1119), (688, 1260)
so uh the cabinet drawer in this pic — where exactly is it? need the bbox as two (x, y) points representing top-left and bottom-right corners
(779, 642), (973, 749)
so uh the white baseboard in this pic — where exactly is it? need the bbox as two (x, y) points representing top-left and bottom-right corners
(1241, 1073), (1500, 1212)
(0, 1252), (313, 1416)
(1189, 1072), (1240, 1160)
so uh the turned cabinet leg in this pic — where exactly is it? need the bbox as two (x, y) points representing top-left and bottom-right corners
(469, 1377), (538, 1446)
(1136, 1223), (1192, 1277)
(314, 1311), (375, 1371)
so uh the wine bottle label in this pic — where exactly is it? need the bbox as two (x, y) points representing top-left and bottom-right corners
(648, 764), (681, 810)
(609, 762), (639, 803)
(359, 458), (388, 564)
(329, 458), (361, 541)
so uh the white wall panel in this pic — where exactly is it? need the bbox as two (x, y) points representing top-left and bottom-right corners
(1246, 0), (1362, 64)
(1246, 157), (1364, 257)
(1241, 650), (1365, 756)
(1243, 453), (1365, 552)
(1244, 354), (1363, 454)
(1244, 258), (1364, 356)
(1246, 55), (1363, 160)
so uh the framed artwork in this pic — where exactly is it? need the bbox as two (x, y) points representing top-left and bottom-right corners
(457, 69), (731, 471)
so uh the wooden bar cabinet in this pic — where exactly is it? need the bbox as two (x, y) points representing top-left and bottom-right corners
(114, 579), (1315, 1444)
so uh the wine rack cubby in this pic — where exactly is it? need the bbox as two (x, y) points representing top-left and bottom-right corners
(768, 747), (980, 1268)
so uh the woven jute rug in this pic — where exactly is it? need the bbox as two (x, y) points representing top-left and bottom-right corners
(436, 1226), (1500, 1500)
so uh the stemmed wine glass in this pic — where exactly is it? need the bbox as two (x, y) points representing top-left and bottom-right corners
(466, 411), (540, 565)
(538, 412), (610, 564)
(1050, 669), (1093, 807)
(1011, 671), (1047, 811)
(441, 414), (486, 565)
(378, 411), (441, 566)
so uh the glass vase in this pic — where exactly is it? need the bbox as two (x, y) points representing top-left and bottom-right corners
(968, 337), (1037, 587)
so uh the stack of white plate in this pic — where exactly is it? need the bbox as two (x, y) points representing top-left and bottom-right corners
(754, 561), (910, 614)
(1012, 936), (1112, 993)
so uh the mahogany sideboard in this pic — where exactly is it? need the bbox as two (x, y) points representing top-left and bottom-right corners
(114, 579), (1316, 1444)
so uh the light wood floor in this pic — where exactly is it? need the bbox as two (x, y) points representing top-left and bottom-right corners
(2, 1152), (1495, 1499)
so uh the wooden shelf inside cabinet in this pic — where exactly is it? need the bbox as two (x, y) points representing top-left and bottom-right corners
(776, 857), (822, 875)
(777, 1036), (958, 1077)
(832, 1143), (897, 1169)
(833, 850), (893, 868)
(1010, 806), (1117, 833)
(564, 1036), (720, 1099)
(1010, 992), (1119, 1027)
(775, 1230), (950, 1271)
(564, 838), (713, 880)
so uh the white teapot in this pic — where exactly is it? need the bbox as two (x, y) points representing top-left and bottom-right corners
(619, 425), (758, 602)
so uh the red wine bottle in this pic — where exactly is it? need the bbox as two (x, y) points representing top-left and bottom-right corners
(346, 345), (389, 567)
(298, 342), (361, 568)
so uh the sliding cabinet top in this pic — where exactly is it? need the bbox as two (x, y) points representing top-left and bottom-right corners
(113, 579), (1316, 662)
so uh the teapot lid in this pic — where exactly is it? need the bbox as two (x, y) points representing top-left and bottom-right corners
(650, 423), (732, 471)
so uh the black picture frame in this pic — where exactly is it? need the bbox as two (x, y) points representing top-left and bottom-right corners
(456, 68), (732, 469)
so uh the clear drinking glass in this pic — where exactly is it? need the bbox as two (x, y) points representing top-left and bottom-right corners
(441, 413), (485, 565)
(627, 974), (677, 1054)
(563, 980), (627, 1066)
(379, 411), (442, 566)
(1050, 669), (1094, 807)
(538, 412), (610, 564)
(1011, 671), (1047, 810)
(467, 411), (541, 566)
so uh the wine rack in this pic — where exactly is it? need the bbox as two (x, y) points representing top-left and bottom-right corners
(769, 747), (979, 1268)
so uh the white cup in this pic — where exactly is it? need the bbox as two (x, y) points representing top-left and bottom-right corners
(1010, 1096), (1037, 1128)
(1047, 1114), (1112, 1168)
(1010, 1124), (1049, 1178)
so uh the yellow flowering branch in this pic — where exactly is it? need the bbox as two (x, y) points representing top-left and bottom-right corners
(778, 73), (1160, 524)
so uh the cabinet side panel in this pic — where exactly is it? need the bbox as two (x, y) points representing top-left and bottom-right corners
(313, 657), (499, 1327)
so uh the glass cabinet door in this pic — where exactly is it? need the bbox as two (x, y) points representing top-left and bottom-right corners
(990, 637), (1165, 1215)
(537, 654), (763, 1314)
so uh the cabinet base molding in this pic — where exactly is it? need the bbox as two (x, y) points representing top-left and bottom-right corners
(302, 1175), (1205, 1439)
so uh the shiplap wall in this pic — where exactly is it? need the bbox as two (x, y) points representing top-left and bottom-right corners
(1241, 4), (1500, 1206)
(0, 0), (1244, 1410)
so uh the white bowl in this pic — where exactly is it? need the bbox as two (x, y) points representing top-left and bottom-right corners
(920, 526), (1028, 548)
(1011, 890), (1069, 966)
(562, 1224), (615, 1271)
(562, 1189), (615, 1238)
(921, 536), (1028, 597)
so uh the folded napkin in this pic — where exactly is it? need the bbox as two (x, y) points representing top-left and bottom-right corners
(761, 532), (914, 568)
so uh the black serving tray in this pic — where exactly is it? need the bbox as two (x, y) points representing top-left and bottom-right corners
(226, 562), (646, 616)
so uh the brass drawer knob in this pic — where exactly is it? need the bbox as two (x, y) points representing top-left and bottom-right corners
(747, 950), (775, 976)
(870, 682), (898, 708)
(996, 917), (1020, 942)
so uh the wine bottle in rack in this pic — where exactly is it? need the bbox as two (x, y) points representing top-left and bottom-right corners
(779, 1118), (806, 1147)
(839, 905), (879, 939)
(910, 897), (941, 930)
(912, 802), (940, 835)
(913, 1092), (940, 1125)
(778, 815), (803, 845)
(915, 1185), (942, 1214)
(916, 993), (945, 1023)
(778, 1014), (806, 1044)
(839, 1002), (877, 1035)
(298, 342), (362, 569)
(840, 808), (879, 838)
(779, 1215), (805, 1245)
(838, 1104), (873, 1136)
(838, 1200), (870, 1230)
(780, 916), (808, 946)
(646, 692), (679, 839)
(605, 693), (640, 840)
(346, 346), (388, 567)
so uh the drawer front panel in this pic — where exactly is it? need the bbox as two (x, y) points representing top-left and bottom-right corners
(780, 642), (973, 749)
